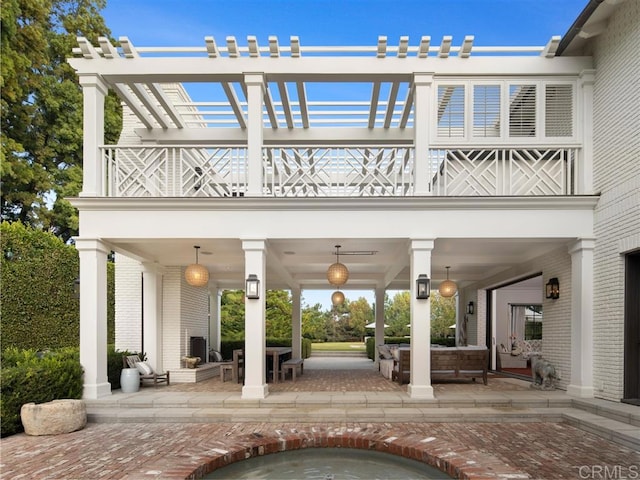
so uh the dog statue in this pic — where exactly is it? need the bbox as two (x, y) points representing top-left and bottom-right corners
(530, 355), (557, 390)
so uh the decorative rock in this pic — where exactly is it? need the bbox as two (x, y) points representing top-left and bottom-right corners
(21, 399), (87, 436)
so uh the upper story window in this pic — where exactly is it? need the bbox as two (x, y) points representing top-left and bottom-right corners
(436, 80), (575, 142)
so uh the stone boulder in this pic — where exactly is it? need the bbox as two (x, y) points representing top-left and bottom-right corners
(21, 399), (87, 436)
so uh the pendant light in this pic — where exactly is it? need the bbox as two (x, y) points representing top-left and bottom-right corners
(184, 246), (209, 287)
(327, 245), (349, 287)
(438, 266), (457, 297)
(331, 290), (345, 306)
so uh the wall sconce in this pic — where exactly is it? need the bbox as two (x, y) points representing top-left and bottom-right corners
(466, 301), (474, 315)
(416, 274), (431, 299)
(545, 277), (560, 300)
(245, 274), (260, 299)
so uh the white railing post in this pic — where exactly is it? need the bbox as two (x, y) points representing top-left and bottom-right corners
(78, 75), (108, 197)
(413, 73), (434, 196)
(245, 74), (265, 196)
(577, 70), (595, 195)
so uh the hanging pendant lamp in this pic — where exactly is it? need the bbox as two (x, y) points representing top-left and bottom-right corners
(331, 290), (345, 306)
(438, 266), (458, 298)
(184, 246), (209, 287)
(327, 245), (349, 287)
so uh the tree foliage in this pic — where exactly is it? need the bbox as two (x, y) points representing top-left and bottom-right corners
(1, 0), (122, 241)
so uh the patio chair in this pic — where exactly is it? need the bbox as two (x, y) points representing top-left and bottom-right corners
(123, 355), (170, 387)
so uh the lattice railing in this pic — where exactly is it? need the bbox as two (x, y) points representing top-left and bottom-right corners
(429, 148), (577, 196)
(263, 147), (414, 197)
(103, 146), (248, 197)
(101, 146), (578, 198)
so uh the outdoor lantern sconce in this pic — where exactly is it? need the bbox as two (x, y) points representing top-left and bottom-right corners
(545, 277), (560, 300)
(416, 274), (431, 299)
(466, 301), (474, 315)
(246, 274), (260, 299)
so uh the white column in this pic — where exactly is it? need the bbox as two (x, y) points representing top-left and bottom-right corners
(209, 284), (221, 352)
(413, 73), (434, 196)
(291, 287), (302, 359)
(75, 238), (111, 399)
(577, 70), (595, 195)
(374, 287), (386, 368)
(242, 239), (268, 399)
(141, 263), (163, 372)
(78, 75), (108, 197)
(408, 239), (435, 399)
(567, 238), (595, 398)
(245, 73), (265, 196)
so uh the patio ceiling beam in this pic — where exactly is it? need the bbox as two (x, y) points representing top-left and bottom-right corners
(263, 85), (279, 129)
(221, 82), (247, 129)
(278, 81), (295, 129)
(266, 249), (298, 289)
(541, 35), (561, 58)
(147, 83), (185, 128)
(397, 36), (409, 58)
(368, 81), (381, 129)
(128, 83), (171, 129)
(269, 36), (280, 57)
(438, 36), (452, 58)
(418, 36), (431, 58)
(383, 81), (400, 128)
(69, 56), (593, 81)
(113, 84), (155, 129)
(459, 35), (474, 58)
(205, 36), (219, 58)
(296, 81), (309, 128)
(383, 242), (409, 288)
(399, 85), (414, 129)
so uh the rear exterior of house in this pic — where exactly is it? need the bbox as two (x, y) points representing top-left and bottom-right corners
(68, 0), (639, 403)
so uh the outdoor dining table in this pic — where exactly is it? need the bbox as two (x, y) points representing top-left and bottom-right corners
(232, 346), (292, 384)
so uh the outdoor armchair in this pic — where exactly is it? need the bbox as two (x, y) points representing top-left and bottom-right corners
(123, 355), (170, 387)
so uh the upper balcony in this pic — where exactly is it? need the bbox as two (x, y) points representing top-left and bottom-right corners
(71, 35), (594, 199)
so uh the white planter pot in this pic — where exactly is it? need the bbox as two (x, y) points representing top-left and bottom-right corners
(120, 368), (140, 393)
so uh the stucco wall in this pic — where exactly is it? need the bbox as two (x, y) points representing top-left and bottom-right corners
(591, 0), (640, 401)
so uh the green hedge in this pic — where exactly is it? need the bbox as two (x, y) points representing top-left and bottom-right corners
(0, 347), (83, 437)
(0, 221), (116, 350)
(219, 338), (312, 361)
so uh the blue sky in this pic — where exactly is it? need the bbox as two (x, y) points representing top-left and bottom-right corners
(99, 0), (588, 309)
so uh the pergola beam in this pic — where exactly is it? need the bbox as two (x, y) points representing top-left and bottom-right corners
(296, 82), (309, 129)
(263, 86), (279, 129)
(113, 84), (155, 129)
(147, 83), (185, 128)
(221, 82), (247, 129)
(399, 85), (414, 129)
(383, 82), (400, 128)
(368, 81), (381, 129)
(129, 83), (171, 128)
(278, 81), (294, 129)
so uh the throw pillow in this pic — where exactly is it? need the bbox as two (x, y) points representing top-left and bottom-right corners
(135, 361), (153, 375)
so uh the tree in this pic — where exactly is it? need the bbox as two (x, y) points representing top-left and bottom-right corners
(385, 291), (411, 336)
(1, 0), (122, 241)
(345, 296), (373, 340)
(265, 290), (292, 338)
(220, 290), (245, 339)
(430, 293), (457, 338)
(301, 303), (327, 341)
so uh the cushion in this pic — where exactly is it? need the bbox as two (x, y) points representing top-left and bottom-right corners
(210, 350), (223, 362)
(135, 361), (153, 375)
(378, 345), (393, 360)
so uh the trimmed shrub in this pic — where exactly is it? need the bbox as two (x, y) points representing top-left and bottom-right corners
(0, 347), (83, 437)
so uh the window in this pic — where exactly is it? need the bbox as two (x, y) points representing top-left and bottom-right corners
(437, 85), (465, 137)
(473, 85), (501, 137)
(524, 305), (543, 340)
(545, 84), (573, 137)
(509, 84), (536, 137)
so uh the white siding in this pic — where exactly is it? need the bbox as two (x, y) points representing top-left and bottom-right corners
(591, 0), (640, 401)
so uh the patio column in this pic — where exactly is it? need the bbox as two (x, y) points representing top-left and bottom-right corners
(242, 239), (268, 399)
(76, 238), (111, 399)
(209, 284), (222, 352)
(141, 262), (164, 373)
(245, 73), (265, 196)
(567, 238), (595, 398)
(408, 239), (435, 399)
(291, 287), (302, 359)
(577, 70), (595, 195)
(413, 73), (434, 196)
(78, 74), (107, 197)
(374, 287), (386, 368)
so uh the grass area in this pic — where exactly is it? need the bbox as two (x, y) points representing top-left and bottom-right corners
(311, 342), (366, 352)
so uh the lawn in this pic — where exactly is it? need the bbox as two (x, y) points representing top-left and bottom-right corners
(311, 342), (366, 352)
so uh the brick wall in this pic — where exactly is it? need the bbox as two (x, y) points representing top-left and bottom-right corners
(114, 253), (142, 352)
(591, 0), (640, 401)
